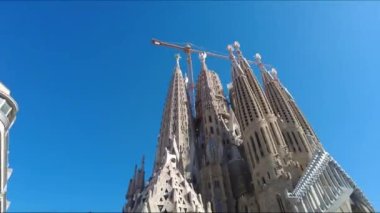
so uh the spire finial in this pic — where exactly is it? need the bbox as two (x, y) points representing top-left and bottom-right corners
(233, 41), (241, 55)
(199, 52), (207, 63)
(227, 45), (235, 59)
(228, 44), (244, 77)
(175, 54), (181, 68)
(255, 53), (262, 64)
(234, 41), (240, 49)
(271, 68), (277, 75)
(270, 68), (278, 80)
(199, 52), (207, 70)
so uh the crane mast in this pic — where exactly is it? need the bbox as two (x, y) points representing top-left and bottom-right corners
(183, 45), (196, 117)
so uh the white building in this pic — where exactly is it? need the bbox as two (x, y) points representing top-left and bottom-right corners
(0, 83), (18, 212)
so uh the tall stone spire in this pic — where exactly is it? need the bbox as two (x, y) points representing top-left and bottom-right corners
(233, 42), (274, 116)
(260, 63), (320, 150)
(195, 51), (247, 212)
(153, 54), (195, 180)
(124, 41), (374, 213)
(227, 44), (296, 212)
(232, 43), (295, 166)
(126, 157), (145, 204)
(257, 54), (318, 159)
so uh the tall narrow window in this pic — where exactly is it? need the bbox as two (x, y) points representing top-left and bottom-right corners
(260, 128), (271, 154)
(269, 123), (279, 146)
(286, 132), (296, 152)
(298, 132), (309, 153)
(255, 132), (264, 157)
(292, 132), (302, 152)
(282, 132), (289, 148)
(277, 194), (286, 212)
(266, 126), (277, 154)
(250, 136), (260, 162)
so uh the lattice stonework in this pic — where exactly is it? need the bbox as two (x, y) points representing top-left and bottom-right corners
(124, 149), (209, 213)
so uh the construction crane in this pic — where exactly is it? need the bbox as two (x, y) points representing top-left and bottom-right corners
(152, 38), (254, 117)
(151, 38), (274, 118)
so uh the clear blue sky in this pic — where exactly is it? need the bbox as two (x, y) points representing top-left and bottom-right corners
(1, 2), (379, 212)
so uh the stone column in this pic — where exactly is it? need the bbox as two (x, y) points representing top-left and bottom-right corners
(320, 172), (336, 201)
(316, 179), (330, 208)
(323, 170), (340, 196)
(326, 166), (342, 192)
(304, 192), (315, 213)
(312, 183), (327, 211)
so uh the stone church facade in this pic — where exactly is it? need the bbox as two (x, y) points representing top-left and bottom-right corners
(123, 42), (374, 213)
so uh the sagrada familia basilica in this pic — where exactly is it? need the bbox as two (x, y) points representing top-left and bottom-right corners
(123, 42), (374, 212)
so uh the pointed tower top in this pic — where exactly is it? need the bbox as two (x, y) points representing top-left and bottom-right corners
(134, 164), (138, 179)
(227, 45), (235, 59)
(270, 68), (278, 80)
(199, 52), (208, 71)
(261, 68), (273, 84)
(255, 53), (262, 64)
(228, 44), (244, 78)
(175, 54), (181, 71)
(233, 41), (254, 73)
(271, 68), (277, 75)
(254, 53), (270, 76)
(233, 41), (241, 50)
(141, 155), (145, 169)
(233, 41), (243, 58)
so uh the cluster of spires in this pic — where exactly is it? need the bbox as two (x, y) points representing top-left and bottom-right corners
(124, 41), (374, 213)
